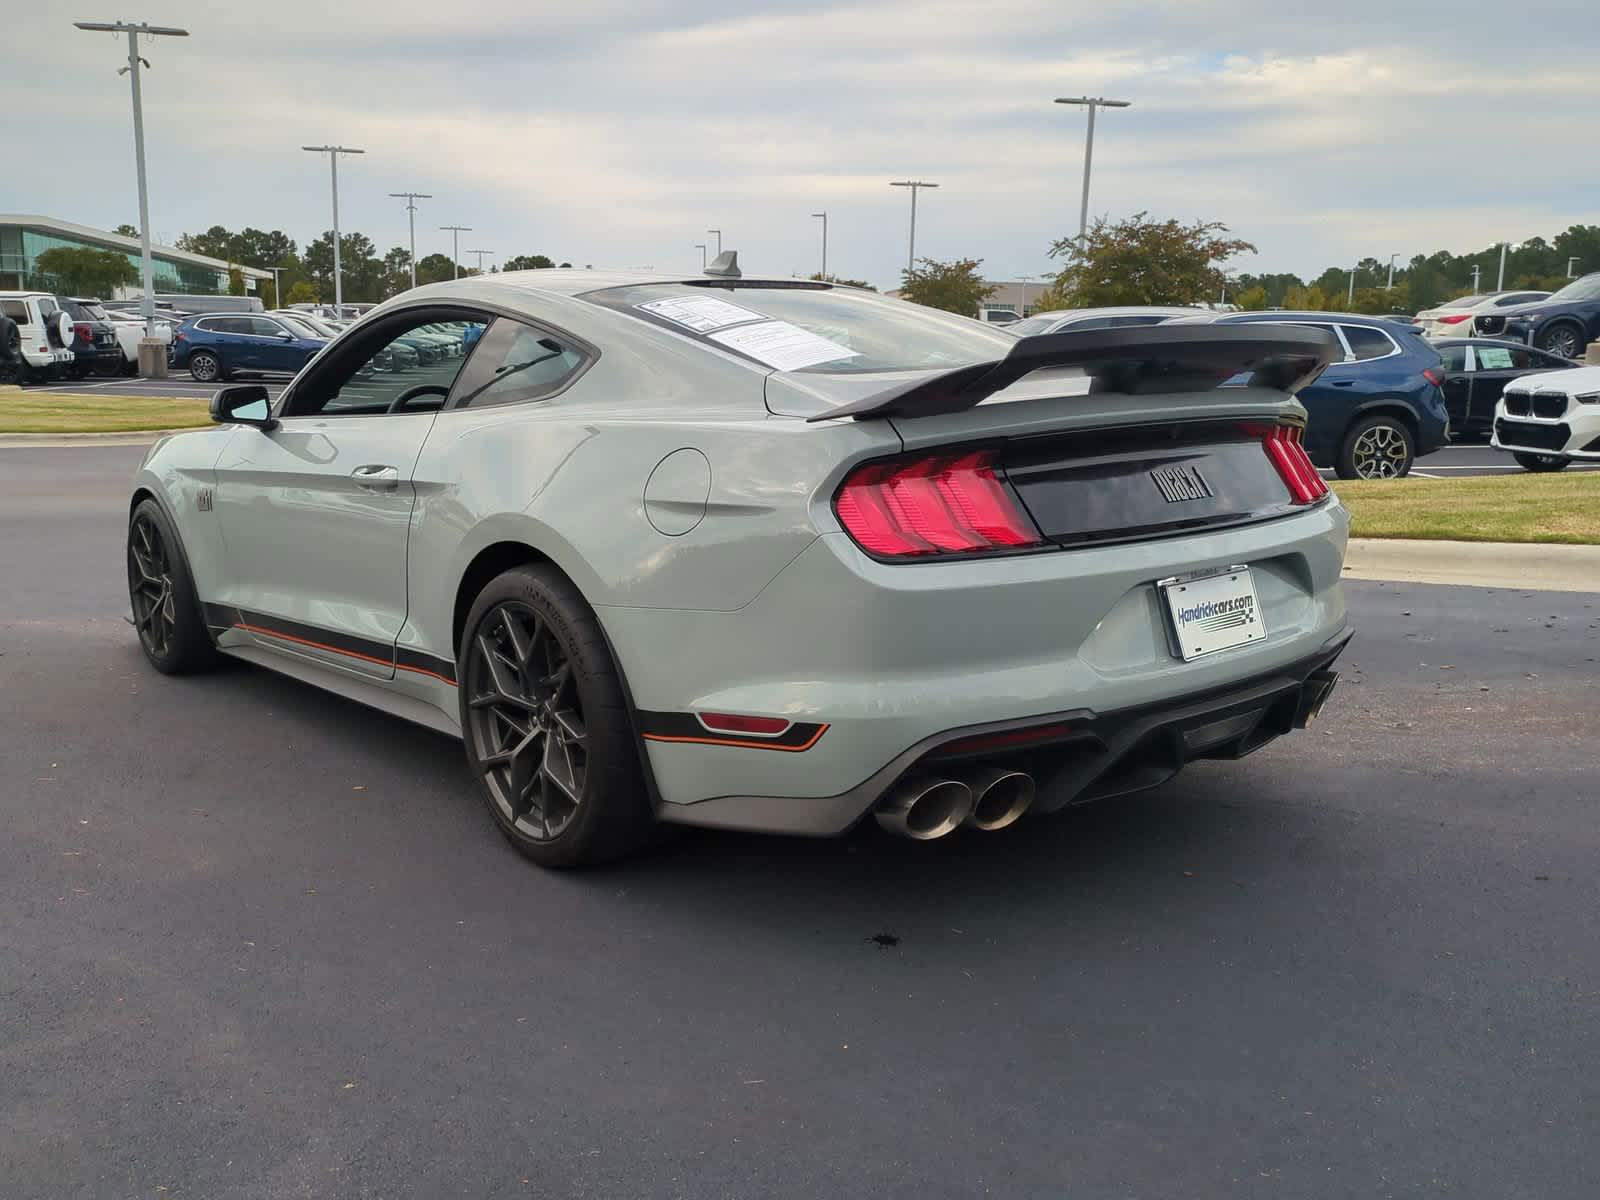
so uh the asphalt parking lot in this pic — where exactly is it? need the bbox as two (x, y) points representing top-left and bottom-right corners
(3, 445), (1599, 1198)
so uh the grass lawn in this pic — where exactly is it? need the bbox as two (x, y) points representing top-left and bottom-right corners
(1337, 471), (1600, 545)
(0, 387), (211, 434)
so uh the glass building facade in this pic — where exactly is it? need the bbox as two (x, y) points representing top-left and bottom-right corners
(0, 218), (261, 295)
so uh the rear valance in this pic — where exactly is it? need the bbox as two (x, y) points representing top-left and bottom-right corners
(806, 324), (1340, 423)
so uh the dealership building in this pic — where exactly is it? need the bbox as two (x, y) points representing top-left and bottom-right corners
(0, 214), (272, 297)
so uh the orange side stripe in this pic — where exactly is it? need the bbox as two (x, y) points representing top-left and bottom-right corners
(642, 725), (829, 752)
(235, 622), (458, 686)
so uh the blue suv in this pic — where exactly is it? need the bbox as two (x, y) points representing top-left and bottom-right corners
(170, 313), (327, 383)
(1171, 311), (1450, 478)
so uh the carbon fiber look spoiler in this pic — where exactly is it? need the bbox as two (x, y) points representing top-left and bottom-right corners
(805, 324), (1341, 423)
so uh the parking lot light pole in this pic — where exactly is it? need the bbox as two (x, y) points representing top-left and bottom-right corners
(467, 249), (494, 275)
(439, 225), (471, 279)
(74, 20), (189, 358)
(1497, 242), (1510, 291)
(1568, 257), (1580, 279)
(1054, 97), (1131, 250)
(302, 145), (364, 309)
(707, 229), (722, 256)
(268, 266), (284, 308)
(1386, 253), (1399, 290)
(389, 191), (432, 291)
(694, 243), (707, 270)
(812, 212), (828, 278)
(889, 181), (939, 276)
(1348, 265), (1357, 307)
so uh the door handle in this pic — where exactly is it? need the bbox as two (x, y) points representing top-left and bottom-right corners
(351, 464), (400, 490)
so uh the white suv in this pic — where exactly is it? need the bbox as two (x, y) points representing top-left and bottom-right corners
(1492, 364), (1600, 471)
(0, 291), (76, 382)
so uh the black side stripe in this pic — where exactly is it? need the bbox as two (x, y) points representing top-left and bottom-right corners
(208, 603), (457, 684)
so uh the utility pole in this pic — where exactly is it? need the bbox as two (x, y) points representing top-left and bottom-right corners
(706, 229), (722, 256)
(269, 266), (284, 309)
(74, 20), (189, 361)
(1017, 273), (1033, 317)
(440, 225), (471, 279)
(1497, 242), (1510, 291)
(1348, 265), (1357, 308)
(388, 191), (432, 290)
(812, 211), (828, 278)
(302, 144), (365, 308)
(694, 243), (707, 270)
(1471, 264), (1481, 293)
(1568, 256), (1580, 278)
(1386, 253), (1398, 290)
(466, 249), (494, 275)
(1054, 96), (1132, 249)
(889, 181), (939, 276)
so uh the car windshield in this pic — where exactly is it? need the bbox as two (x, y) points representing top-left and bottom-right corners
(291, 315), (339, 337)
(583, 282), (1014, 373)
(276, 316), (323, 339)
(1541, 275), (1600, 303)
(1004, 315), (1060, 337)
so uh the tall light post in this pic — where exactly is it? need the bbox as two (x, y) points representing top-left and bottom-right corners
(1496, 241), (1511, 291)
(694, 243), (707, 270)
(889, 180), (939, 276)
(74, 20), (189, 358)
(812, 212), (828, 278)
(303, 144), (365, 308)
(440, 225), (471, 279)
(1017, 273), (1034, 318)
(1054, 96), (1131, 249)
(388, 191), (431, 291)
(1386, 253), (1399, 290)
(467, 248), (494, 275)
(1470, 264), (1482, 293)
(707, 229), (722, 256)
(1568, 256), (1580, 279)
(268, 265), (284, 309)
(1348, 264), (1357, 308)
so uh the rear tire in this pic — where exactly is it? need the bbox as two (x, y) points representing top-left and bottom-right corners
(1536, 323), (1584, 360)
(127, 498), (218, 675)
(459, 564), (653, 868)
(1336, 414), (1415, 480)
(1513, 452), (1571, 473)
(188, 350), (224, 382)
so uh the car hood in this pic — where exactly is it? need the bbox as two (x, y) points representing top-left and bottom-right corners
(1502, 364), (1600, 393)
(1490, 299), (1560, 318)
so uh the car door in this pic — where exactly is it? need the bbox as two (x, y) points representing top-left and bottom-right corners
(1465, 343), (1526, 430)
(205, 316), (257, 370)
(1437, 344), (1472, 429)
(207, 310), (481, 680)
(243, 316), (294, 373)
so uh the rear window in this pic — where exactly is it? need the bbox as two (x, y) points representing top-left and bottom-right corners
(0, 299), (28, 324)
(582, 282), (1014, 374)
(1004, 315), (1057, 337)
(1340, 325), (1398, 361)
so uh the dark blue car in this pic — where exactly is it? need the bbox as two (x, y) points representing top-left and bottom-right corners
(1472, 271), (1600, 360)
(1173, 311), (1450, 478)
(170, 313), (327, 383)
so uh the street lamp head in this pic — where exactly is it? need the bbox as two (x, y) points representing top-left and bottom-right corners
(1054, 96), (1131, 108)
(889, 180), (939, 189)
(812, 212), (826, 218)
(76, 21), (189, 34)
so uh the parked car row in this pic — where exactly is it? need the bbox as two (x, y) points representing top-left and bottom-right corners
(167, 308), (478, 382)
(0, 290), (174, 382)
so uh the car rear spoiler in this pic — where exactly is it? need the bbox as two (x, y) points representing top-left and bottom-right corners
(806, 324), (1341, 423)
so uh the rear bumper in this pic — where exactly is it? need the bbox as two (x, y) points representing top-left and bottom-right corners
(600, 500), (1351, 834)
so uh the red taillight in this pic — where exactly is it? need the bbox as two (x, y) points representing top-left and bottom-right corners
(73, 322), (92, 341)
(1258, 425), (1328, 504)
(697, 712), (791, 735)
(173, 331), (187, 343)
(1438, 314), (1471, 325)
(1421, 367), (1444, 388)
(835, 450), (1044, 559)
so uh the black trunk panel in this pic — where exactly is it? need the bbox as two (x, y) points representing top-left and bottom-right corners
(1002, 421), (1297, 547)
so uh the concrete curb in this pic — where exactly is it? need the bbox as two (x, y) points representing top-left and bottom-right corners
(1344, 538), (1600, 593)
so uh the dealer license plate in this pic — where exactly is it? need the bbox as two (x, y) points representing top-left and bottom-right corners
(1158, 565), (1266, 661)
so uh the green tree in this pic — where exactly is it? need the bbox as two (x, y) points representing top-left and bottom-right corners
(1045, 212), (1255, 307)
(558, 262), (572, 269)
(898, 257), (994, 315)
(415, 253), (458, 286)
(1236, 285), (1268, 311)
(227, 266), (246, 297)
(502, 254), (555, 272)
(810, 272), (877, 291)
(382, 246), (413, 297)
(304, 231), (384, 301)
(113, 223), (139, 239)
(1281, 285), (1331, 311)
(33, 246), (139, 297)
(286, 280), (320, 304)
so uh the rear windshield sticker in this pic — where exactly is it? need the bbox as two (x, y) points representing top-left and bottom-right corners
(706, 321), (859, 371)
(636, 295), (764, 333)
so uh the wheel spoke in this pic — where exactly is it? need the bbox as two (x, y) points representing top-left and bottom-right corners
(501, 609), (535, 669)
(476, 632), (525, 705)
(541, 728), (581, 803)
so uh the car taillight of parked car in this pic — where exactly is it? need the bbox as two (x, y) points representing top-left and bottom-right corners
(1422, 368), (1445, 387)
(834, 450), (1045, 559)
(74, 323), (93, 342)
(1254, 424), (1328, 505)
(172, 331), (187, 343)
(1438, 314), (1471, 325)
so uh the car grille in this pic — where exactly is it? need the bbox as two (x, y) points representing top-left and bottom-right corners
(1476, 316), (1506, 335)
(1496, 418), (1570, 451)
(1503, 392), (1530, 415)
(1531, 392), (1569, 419)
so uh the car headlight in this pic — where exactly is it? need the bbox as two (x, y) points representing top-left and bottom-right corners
(1514, 313), (1542, 322)
(1575, 392), (1600, 404)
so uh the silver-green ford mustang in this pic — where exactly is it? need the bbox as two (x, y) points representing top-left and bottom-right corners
(127, 264), (1352, 867)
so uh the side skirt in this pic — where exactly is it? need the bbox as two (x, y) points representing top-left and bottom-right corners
(219, 643), (463, 739)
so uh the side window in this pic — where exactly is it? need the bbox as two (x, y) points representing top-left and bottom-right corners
(1437, 344), (1468, 372)
(1340, 325), (1397, 361)
(248, 317), (285, 337)
(0, 299), (28, 324)
(284, 315), (475, 416)
(207, 316), (249, 334)
(1060, 316), (1113, 331)
(449, 319), (588, 410)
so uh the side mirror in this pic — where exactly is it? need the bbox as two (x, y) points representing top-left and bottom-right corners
(279, 332), (295, 341)
(210, 383), (277, 430)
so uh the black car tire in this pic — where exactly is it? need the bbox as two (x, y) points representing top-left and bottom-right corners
(188, 350), (225, 383)
(459, 564), (653, 868)
(1513, 452), (1571, 473)
(1536, 323), (1585, 360)
(1335, 414), (1415, 480)
(127, 497), (218, 675)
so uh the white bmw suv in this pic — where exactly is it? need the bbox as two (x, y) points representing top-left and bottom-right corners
(1491, 365), (1600, 471)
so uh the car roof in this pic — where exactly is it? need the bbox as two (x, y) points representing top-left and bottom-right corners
(1432, 337), (1556, 348)
(1028, 305), (1202, 320)
(476, 267), (846, 298)
(1175, 310), (1417, 328)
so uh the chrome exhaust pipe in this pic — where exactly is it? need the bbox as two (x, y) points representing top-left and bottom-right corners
(1294, 669), (1340, 728)
(958, 766), (1035, 832)
(874, 776), (973, 840)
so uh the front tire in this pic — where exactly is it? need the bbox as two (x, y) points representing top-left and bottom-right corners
(127, 498), (218, 674)
(459, 564), (652, 868)
(188, 350), (224, 382)
(1336, 414), (1415, 480)
(1513, 451), (1571, 473)
(1536, 323), (1584, 360)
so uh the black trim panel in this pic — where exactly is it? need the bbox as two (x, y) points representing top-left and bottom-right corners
(211, 604), (457, 685)
(637, 710), (828, 751)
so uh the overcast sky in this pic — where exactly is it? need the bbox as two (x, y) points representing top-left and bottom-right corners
(8, 0), (1597, 289)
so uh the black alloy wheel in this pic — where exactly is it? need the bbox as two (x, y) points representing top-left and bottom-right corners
(1537, 324), (1583, 360)
(126, 499), (216, 674)
(465, 600), (589, 842)
(459, 564), (652, 867)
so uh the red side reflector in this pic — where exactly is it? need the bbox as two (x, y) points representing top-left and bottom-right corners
(1258, 424), (1327, 504)
(697, 712), (792, 736)
(936, 722), (1076, 757)
(835, 450), (1043, 560)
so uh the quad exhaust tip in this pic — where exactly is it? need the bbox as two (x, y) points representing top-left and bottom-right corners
(874, 776), (973, 840)
(959, 766), (1035, 832)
